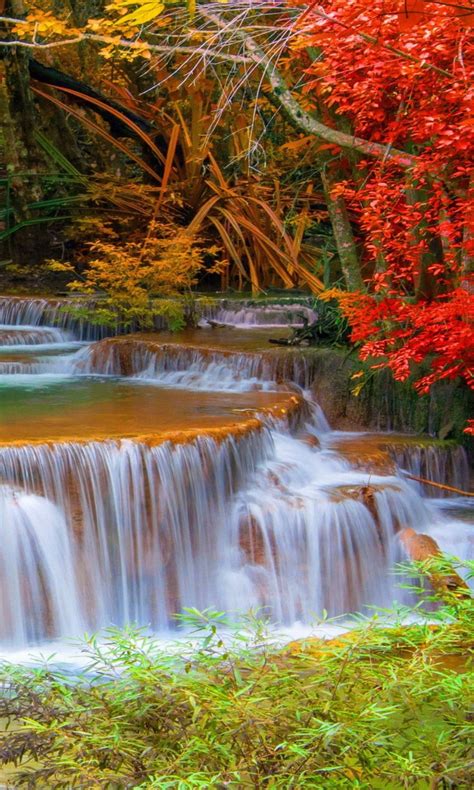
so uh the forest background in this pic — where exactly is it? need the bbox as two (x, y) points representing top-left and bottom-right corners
(0, 0), (473, 427)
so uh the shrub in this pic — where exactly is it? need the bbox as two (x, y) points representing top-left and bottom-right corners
(49, 221), (221, 331)
(0, 561), (472, 788)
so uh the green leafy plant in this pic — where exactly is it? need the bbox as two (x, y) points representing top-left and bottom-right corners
(0, 559), (472, 788)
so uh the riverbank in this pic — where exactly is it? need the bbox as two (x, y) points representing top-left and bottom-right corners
(1, 586), (472, 789)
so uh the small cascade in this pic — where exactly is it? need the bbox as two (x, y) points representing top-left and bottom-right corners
(78, 338), (317, 389)
(202, 300), (317, 328)
(389, 443), (470, 497)
(0, 296), (317, 335)
(0, 325), (73, 346)
(0, 486), (84, 646)
(0, 297), (94, 378)
(0, 297), (111, 341)
(77, 341), (276, 391)
(0, 355), (77, 375)
(225, 434), (451, 620)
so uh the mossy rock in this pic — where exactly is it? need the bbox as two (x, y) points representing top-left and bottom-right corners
(306, 348), (473, 459)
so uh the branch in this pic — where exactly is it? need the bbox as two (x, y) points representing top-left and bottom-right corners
(405, 473), (474, 497)
(203, 10), (417, 169)
(0, 16), (253, 63)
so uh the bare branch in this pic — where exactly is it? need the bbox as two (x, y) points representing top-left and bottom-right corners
(0, 15), (253, 63)
(202, 9), (417, 169)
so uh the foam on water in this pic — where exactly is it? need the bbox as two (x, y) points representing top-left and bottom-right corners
(202, 302), (317, 328)
(0, 296), (471, 658)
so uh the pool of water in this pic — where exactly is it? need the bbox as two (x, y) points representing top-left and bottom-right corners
(0, 375), (291, 443)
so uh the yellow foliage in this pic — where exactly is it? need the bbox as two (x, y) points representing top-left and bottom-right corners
(46, 260), (75, 274)
(15, 10), (80, 40)
(106, 1), (165, 26)
(60, 221), (221, 329)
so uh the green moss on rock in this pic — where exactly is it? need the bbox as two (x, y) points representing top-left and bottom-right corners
(306, 348), (473, 459)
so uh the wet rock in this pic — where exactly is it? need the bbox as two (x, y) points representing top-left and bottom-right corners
(399, 527), (470, 599)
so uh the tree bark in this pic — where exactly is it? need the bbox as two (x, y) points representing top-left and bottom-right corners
(1, 2), (47, 265)
(321, 166), (363, 291)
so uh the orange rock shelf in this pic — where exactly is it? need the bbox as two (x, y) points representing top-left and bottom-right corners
(0, 381), (304, 448)
(84, 333), (315, 389)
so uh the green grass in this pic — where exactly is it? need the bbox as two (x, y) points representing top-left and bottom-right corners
(0, 560), (472, 789)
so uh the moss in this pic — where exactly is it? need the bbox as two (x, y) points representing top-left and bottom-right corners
(307, 347), (473, 458)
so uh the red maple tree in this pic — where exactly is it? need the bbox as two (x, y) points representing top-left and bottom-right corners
(290, 0), (474, 429)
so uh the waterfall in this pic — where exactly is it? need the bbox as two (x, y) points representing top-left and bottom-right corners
(79, 339), (470, 491)
(0, 296), (316, 335)
(2, 415), (469, 647)
(0, 430), (272, 641)
(0, 486), (84, 646)
(77, 338), (316, 389)
(202, 300), (317, 328)
(0, 295), (471, 651)
(0, 297), (111, 341)
(0, 356), (78, 375)
(0, 325), (73, 346)
(390, 443), (470, 497)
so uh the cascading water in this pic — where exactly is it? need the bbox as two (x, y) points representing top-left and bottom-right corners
(0, 486), (83, 646)
(0, 325), (74, 346)
(391, 443), (470, 497)
(202, 300), (317, 328)
(0, 297), (109, 341)
(1, 415), (471, 647)
(0, 297), (471, 652)
(77, 337), (318, 390)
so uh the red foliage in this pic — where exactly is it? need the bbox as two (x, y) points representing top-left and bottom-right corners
(399, 1), (474, 31)
(291, 0), (474, 425)
(336, 286), (474, 391)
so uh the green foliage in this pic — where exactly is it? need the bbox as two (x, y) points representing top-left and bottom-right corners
(0, 561), (472, 788)
(311, 297), (350, 344)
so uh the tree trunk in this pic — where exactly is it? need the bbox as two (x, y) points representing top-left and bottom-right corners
(321, 166), (363, 291)
(462, 174), (473, 278)
(405, 186), (441, 300)
(1, 3), (47, 265)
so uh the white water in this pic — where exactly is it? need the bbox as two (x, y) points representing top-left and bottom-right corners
(0, 297), (110, 341)
(0, 297), (471, 656)
(77, 339), (318, 390)
(202, 301), (317, 328)
(0, 324), (73, 346)
(1, 409), (471, 650)
(392, 443), (470, 497)
(0, 486), (84, 647)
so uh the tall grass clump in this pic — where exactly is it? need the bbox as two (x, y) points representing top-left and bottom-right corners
(0, 559), (472, 788)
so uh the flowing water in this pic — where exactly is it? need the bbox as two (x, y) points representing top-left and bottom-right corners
(0, 298), (472, 657)
(201, 299), (317, 328)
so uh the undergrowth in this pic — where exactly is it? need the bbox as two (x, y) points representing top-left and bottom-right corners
(0, 561), (472, 788)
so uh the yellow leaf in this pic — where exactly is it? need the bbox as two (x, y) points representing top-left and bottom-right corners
(351, 383), (364, 397)
(120, 2), (165, 25)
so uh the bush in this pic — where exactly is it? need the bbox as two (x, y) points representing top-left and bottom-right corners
(49, 221), (221, 331)
(0, 561), (472, 788)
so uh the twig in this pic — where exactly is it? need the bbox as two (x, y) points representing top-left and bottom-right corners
(405, 473), (473, 498)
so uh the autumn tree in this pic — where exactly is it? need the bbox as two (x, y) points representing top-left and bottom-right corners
(1, 0), (472, 416)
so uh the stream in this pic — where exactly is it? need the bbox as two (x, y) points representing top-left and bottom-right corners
(0, 297), (472, 664)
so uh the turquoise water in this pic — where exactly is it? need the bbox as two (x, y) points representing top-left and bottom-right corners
(0, 376), (285, 443)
